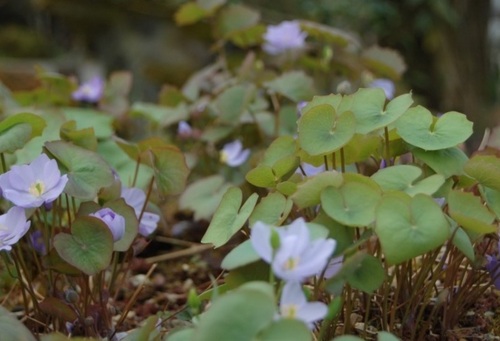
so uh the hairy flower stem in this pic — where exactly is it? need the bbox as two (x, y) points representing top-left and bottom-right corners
(343, 284), (353, 334)
(0, 153), (6, 173)
(384, 126), (391, 166)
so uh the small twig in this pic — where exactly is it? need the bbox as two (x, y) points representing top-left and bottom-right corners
(144, 244), (213, 264)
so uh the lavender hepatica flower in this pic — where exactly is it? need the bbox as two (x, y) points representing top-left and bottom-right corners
(251, 218), (336, 282)
(486, 255), (500, 290)
(89, 208), (126, 242)
(72, 76), (104, 103)
(220, 140), (250, 167)
(263, 21), (307, 55)
(121, 187), (160, 237)
(177, 121), (193, 138)
(0, 207), (31, 252)
(369, 78), (395, 100)
(279, 281), (328, 329)
(29, 230), (46, 255)
(0, 154), (68, 208)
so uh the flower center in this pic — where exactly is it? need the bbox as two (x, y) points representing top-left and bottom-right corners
(284, 257), (299, 271)
(29, 180), (45, 197)
(282, 304), (298, 319)
(220, 151), (228, 163)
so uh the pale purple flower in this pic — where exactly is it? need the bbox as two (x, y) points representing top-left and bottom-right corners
(296, 101), (308, 117)
(29, 230), (46, 255)
(279, 281), (328, 329)
(177, 121), (193, 138)
(251, 218), (336, 282)
(486, 255), (500, 290)
(369, 78), (395, 100)
(263, 21), (307, 55)
(121, 187), (160, 237)
(323, 256), (343, 279)
(0, 206), (31, 252)
(89, 208), (125, 242)
(72, 76), (104, 103)
(0, 154), (68, 208)
(220, 140), (250, 167)
(298, 163), (325, 177)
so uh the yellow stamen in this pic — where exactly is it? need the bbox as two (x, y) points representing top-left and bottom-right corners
(29, 180), (45, 197)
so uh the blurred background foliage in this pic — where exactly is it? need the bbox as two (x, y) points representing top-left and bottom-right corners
(0, 0), (498, 149)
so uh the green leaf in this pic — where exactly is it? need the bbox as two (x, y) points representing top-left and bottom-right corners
(256, 319), (312, 341)
(45, 140), (114, 200)
(174, 2), (208, 26)
(298, 104), (356, 156)
(327, 253), (384, 294)
(331, 337), (364, 341)
(464, 155), (500, 191)
(412, 147), (468, 178)
(351, 88), (412, 134)
(321, 179), (381, 227)
(179, 175), (232, 221)
(164, 328), (195, 341)
(249, 192), (292, 227)
(482, 186), (500, 219)
(62, 108), (113, 139)
(264, 71), (315, 102)
(378, 332), (402, 341)
(0, 113), (46, 153)
(447, 190), (496, 234)
(197, 0), (225, 11)
(140, 141), (189, 196)
(214, 84), (255, 123)
(60, 120), (98, 151)
(221, 240), (259, 270)
(0, 305), (37, 341)
(246, 165), (277, 188)
(130, 102), (188, 128)
(362, 46), (406, 79)
(202, 187), (259, 247)
(299, 20), (358, 47)
(371, 165), (445, 197)
(261, 136), (297, 166)
(54, 216), (113, 275)
(375, 193), (450, 265)
(214, 4), (260, 39)
(229, 24), (266, 48)
(396, 106), (473, 150)
(291, 171), (343, 209)
(123, 316), (160, 341)
(451, 223), (475, 261)
(193, 282), (275, 341)
(39, 297), (78, 323)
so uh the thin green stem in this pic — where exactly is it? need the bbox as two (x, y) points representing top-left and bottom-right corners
(384, 126), (391, 166)
(340, 147), (346, 173)
(0, 153), (6, 173)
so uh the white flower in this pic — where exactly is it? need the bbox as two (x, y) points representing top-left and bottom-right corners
(279, 281), (328, 329)
(250, 218), (336, 282)
(220, 140), (250, 167)
(263, 21), (307, 55)
(369, 78), (395, 100)
(121, 187), (160, 237)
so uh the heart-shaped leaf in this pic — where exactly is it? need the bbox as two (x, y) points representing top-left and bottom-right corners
(291, 171), (343, 209)
(464, 155), (500, 191)
(256, 319), (312, 341)
(221, 240), (260, 270)
(264, 71), (315, 102)
(447, 190), (496, 234)
(396, 106), (473, 150)
(371, 165), (445, 196)
(351, 88), (412, 134)
(249, 192), (292, 227)
(54, 216), (113, 275)
(62, 108), (113, 139)
(45, 140), (114, 200)
(375, 193), (450, 265)
(213, 84), (255, 123)
(0, 113), (46, 153)
(202, 187), (258, 247)
(0, 306), (36, 341)
(298, 104), (356, 156)
(321, 179), (381, 227)
(179, 175), (232, 221)
(193, 282), (275, 341)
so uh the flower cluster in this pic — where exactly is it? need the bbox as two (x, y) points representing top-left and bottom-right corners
(250, 218), (335, 328)
(263, 21), (307, 55)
